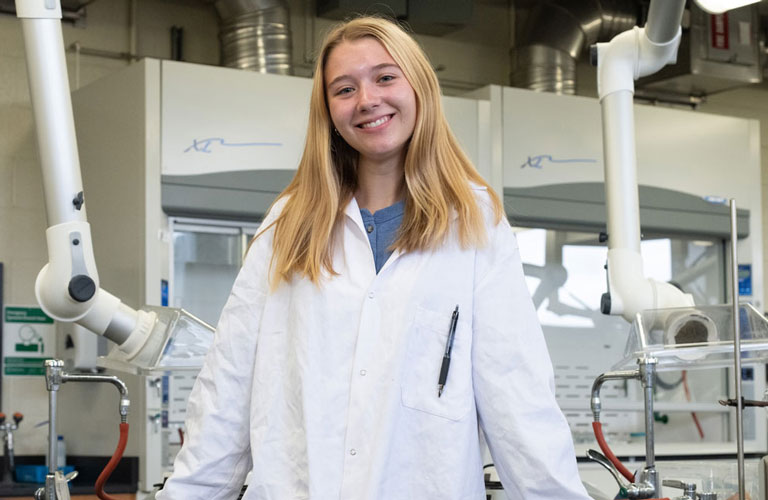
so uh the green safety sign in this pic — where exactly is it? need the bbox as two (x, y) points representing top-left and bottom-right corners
(3, 357), (45, 376)
(2, 306), (55, 376)
(4, 307), (53, 324)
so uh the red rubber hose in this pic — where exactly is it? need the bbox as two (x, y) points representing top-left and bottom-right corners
(592, 421), (635, 483)
(95, 422), (129, 500)
(682, 371), (705, 439)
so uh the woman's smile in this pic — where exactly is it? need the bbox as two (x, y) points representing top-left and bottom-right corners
(358, 114), (393, 129)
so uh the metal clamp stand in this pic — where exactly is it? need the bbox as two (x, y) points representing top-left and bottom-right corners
(35, 360), (129, 500)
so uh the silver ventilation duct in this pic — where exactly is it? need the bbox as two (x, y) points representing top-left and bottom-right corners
(213, 0), (292, 74)
(511, 0), (637, 94)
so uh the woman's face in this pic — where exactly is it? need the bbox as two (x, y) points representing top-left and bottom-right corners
(324, 37), (417, 166)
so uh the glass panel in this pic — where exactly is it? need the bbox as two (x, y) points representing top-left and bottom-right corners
(515, 228), (731, 448)
(172, 230), (242, 327)
(99, 306), (215, 375)
(616, 303), (768, 371)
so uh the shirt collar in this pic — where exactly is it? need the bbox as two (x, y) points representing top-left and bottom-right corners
(344, 197), (404, 273)
(360, 199), (405, 223)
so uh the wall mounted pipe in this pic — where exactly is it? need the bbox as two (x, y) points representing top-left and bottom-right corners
(594, 0), (693, 322)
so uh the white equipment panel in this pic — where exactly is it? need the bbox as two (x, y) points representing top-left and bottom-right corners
(161, 60), (482, 177)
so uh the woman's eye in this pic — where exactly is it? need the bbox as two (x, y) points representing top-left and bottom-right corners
(379, 75), (395, 83)
(336, 87), (354, 95)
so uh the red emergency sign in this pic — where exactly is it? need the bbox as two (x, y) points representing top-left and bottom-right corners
(711, 13), (729, 50)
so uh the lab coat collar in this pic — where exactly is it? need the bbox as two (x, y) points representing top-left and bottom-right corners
(343, 197), (367, 235)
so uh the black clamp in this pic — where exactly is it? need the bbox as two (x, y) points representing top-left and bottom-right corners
(72, 191), (84, 210)
(718, 397), (768, 408)
(68, 275), (96, 302)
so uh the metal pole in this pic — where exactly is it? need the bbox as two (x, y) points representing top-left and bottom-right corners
(44, 359), (64, 500)
(45, 388), (56, 500)
(639, 357), (659, 497)
(730, 199), (745, 500)
(47, 388), (56, 475)
(641, 360), (656, 468)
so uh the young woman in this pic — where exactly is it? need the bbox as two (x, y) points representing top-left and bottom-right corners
(158, 17), (591, 500)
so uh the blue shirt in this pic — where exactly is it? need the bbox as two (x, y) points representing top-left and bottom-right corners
(360, 200), (404, 273)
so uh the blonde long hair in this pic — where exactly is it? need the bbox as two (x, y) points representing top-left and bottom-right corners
(262, 16), (503, 286)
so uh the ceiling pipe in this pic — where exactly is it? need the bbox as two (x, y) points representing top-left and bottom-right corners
(511, 0), (638, 94)
(212, 0), (292, 75)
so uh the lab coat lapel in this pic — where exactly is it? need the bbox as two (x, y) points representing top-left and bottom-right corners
(343, 197), (368, 237)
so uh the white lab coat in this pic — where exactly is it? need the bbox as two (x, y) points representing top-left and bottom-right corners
(158, 185), (591, 500)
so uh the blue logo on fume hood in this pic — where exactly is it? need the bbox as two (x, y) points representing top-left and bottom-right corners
(739, 264), (752, 296)
(184, 138), (283, 153)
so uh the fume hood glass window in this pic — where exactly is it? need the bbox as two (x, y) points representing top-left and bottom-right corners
(170, 219), (260, 327)
(514, 228), (730, 449)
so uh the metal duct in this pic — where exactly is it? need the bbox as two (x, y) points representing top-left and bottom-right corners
(213, 0), (292, 74)
(511, 0), (637, 94)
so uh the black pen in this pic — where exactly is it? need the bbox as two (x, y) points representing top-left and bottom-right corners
(438, 305), (459, 397)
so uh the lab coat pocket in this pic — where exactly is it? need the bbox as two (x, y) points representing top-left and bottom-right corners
(400, 306), (473, 421)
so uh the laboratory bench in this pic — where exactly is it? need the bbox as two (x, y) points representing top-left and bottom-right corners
(0, 480), (136, 497)
(0, 455), (138, 499)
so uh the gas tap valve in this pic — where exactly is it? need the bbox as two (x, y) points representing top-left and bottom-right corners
(586, 449), (655, 499)
(0, 410), (24, 479)
(662, 479), (717, 500)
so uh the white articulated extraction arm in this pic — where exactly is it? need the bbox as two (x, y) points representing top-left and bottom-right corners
(595, 0), (694, 323)
(16, 0), (212, 371)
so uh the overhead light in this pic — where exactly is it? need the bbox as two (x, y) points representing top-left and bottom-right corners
(694, 0), (760, 14)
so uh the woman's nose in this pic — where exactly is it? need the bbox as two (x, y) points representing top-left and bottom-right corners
(357, 83), (381, 111)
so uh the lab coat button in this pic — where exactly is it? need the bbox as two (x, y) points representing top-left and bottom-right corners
(368, 291), (375, 299)
(349, 449), (357, 456)
(360, 370), (366, 376)
(366, 224), (374, 233)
